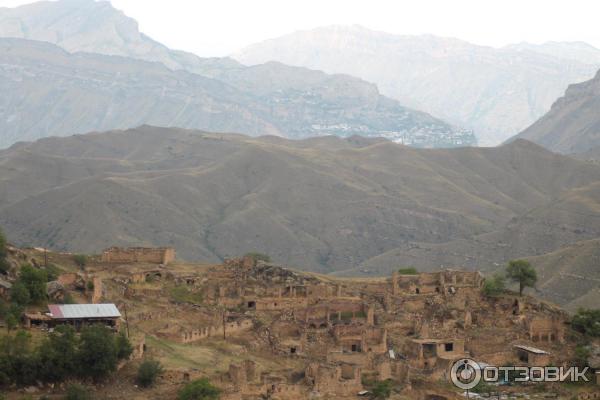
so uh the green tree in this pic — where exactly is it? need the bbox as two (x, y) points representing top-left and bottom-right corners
(115, 331), (133, 360)
(137, 359), (163, 388)
(482, 274), (506, 297)
(18, 264), (48, 303)
(5, 314), (17, 333)
(38, 325), (78, 382)
(0, 330), (39, 386)
(45, 264), (62, 282)
(572, 308), (600, 337)
(397, 267), (417, 275)
(178, 378), (221, 400)
(64, 384), (92, 400)
(574, 344), (591, 367)
(72, 255), (88, 269)
(371, 380), (393, 399)
(506, 260), (537, 296)
(77, 325), (118, 381)
(10, 282), (31, 306)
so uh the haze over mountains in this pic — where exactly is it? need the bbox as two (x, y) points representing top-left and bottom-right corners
(0, 0), (473, 149)
(234, 25), (600, 145)
(0, 0), (599, 311)
(512, 70), (600, 155)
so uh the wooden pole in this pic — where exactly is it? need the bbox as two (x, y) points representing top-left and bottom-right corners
(124, 303), (130, 338)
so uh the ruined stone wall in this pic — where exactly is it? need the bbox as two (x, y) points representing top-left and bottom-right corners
(101, 247), (175, 264)
(253, 297), (309, 311)
(305, 363), (362, 397)
(161, 318), (254, 344)
(528, 316), (565, 343)
(392, 270), (483, 296)
(91, 277), (103, 304)
(57, 273), (78, 286)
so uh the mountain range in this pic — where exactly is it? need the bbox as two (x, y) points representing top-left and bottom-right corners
(0, 0), (473, 149)
(234, 25), (600, 146)
(2, 126), (599, 281)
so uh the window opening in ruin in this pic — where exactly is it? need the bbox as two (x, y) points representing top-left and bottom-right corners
(247, 301), (256, 309)
(290, 347), (297, 354)
(518, 351), (528, 363)
(415, 288), (420, 294)
(444, 343), (453, 352)
(423, 343), (436, 357)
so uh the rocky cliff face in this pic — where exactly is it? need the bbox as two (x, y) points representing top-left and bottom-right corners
(234, 25), (600, 145)
(513, 69), (600, 154)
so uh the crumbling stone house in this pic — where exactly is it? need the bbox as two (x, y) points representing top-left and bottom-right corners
(101, 246), (175, 264)
(392, 270), (484, 296)
(527, 316), (565, 343)
(407, 338), (466, 370)
(305, 362), (363, 397)
(514, 344), (551, 366)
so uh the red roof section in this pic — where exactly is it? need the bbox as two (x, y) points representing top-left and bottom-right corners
(48, 304), (64, 318)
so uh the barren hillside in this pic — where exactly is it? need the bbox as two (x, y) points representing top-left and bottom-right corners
(1, 126), (599, 279)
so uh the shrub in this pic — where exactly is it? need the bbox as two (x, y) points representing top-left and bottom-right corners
(397, 267), (417, 275)
(4, 314), (17, 333)
(178, 378), (221, 400)
(73, 254), (88, 269)
(574, 344), (591, 367)
(482, 274), (506, 297)
(45, 264), (62, 282)
(371, 379), (393, 399)
(137, 359), (163, 388)
(244, 252), (271, 263)
(115, 332), (133, 360)
(64, 384), (91, 400)
(572, 308), (600, 337)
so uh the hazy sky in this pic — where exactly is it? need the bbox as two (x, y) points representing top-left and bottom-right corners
(1, 0), (600, 57)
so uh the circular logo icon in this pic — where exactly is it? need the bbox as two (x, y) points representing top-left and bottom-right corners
(450, 358), (481, 390)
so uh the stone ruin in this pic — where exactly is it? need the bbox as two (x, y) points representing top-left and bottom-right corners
(101, 246), (175, 264)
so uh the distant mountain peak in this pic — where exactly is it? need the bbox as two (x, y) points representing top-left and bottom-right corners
(234, 25), (600, 146)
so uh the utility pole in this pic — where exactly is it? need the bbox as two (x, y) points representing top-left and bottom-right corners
(123, 303), (130, 338)
(44, 248), (48, 268)
(222, 310), (226, 340)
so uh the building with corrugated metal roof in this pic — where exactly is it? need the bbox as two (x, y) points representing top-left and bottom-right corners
(24, 303), (121, 330)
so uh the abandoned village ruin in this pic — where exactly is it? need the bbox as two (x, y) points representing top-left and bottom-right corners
(3, 244), (588, 400)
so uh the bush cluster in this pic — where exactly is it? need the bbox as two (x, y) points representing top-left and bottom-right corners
(0, 325), (132, 387)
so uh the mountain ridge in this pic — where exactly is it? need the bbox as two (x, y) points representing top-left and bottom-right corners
(511, 69), (600, 154)
(2, 126), (599, 276)
(233, 24), (600, 145)
(0, 37), (472, 149)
